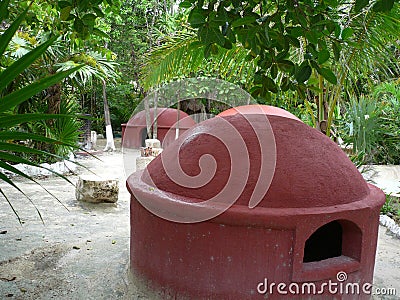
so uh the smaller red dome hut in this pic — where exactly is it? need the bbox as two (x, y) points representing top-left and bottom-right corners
(121, 108), (196, 149)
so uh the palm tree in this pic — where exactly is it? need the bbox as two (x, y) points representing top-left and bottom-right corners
(56, 51), (119, 151)
(323, 4), (400, 136)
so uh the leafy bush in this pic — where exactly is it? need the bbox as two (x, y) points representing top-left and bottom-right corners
(372, 82), (400, 164)
(340, 82), (400, 164)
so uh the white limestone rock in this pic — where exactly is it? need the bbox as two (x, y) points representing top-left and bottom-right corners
(76, 175), (119, 203)
(380, 214), (400, 238)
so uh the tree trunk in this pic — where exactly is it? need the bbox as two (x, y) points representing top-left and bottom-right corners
(153, 90), (158, 140)
(47, 82), (61, 115)
(176, 99), (180, 140)
(102, 79), (115, 151)
(144, 96), (152, 140)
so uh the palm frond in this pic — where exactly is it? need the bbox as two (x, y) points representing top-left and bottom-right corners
(140, 30), (257, 91)
(0, 8), (84, 223)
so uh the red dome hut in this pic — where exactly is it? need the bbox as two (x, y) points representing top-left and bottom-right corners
(127, 105), (385, 299)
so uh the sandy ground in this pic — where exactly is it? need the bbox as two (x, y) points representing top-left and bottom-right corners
(0, 139), (399, 299)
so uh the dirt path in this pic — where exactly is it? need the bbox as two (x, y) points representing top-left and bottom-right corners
(0, 143), (399, 299)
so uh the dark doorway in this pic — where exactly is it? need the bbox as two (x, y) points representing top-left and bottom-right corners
(303, 221), (342, 263)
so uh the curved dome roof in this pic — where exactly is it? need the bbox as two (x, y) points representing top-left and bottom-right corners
(142, 106), (370, 209)
(127, 108), (196, 128)
(218, 104), (301, 122)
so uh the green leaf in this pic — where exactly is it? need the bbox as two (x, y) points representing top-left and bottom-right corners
(179, 0), (193, 8)
(58, 1), (71, 9)
(288, 26), (303, 38)
(0, 0), (10, 20)
(204, 44), (212, 58)
(373, 0), (395, 12)
(188, 9), (206, 28)
(296, 14), (308, 28)
(78, 0), (90, 11)
(0, 131), (61, 144)
(263, 76), (278, 93)
(0, 66), (82, 112)
(296, 84), (306, 99)
(92, 6), (105, 18)
(0, 143), (66, 165)
(0, 187), (21, 224)
(93, 28), (110, 39)
(198, 25), (225, 47)
(0, 36), (57, 93)
(0, 113), (73, 128)
(277, 60), (295, 73)
(231, 16), (256, 28)
(318, 67), (337, 84)
(237, 28), (256, 49)
(209, 11), (228, 26)
(318, 49), (330, 64)
(287, 35), (300, 48)
(305, 31), (318, 44)
(341, 27), (354, 40)
(332, 42), (341, 61)
(295, 65), (312, 83)
(281, 77), (290, 91)
(60, 6), (72, 21)
(1, 162), (60, 224)
(223, 38), (232, 49)
(270, 64), (278, 79)
(0, 6), (29, 57)
(74, 18), (85, 33)
(355, 0), (370, 12)
(82, 13), (97, 26)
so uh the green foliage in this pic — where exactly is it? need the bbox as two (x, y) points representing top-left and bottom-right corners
(46, 98), (83, 158)
(101, 0), (181, 127)
(57, 51), (119, 87)
(4, 0), (120, 43)
(267, 92), (315, 127)
(183, 0), (350, 95)
(180, 0), (400, 137)
(107, 83), (141, 129)
(339, 82), (400, 164)
(381, 194), (400, 220)
(0, 3), (84, 222)
(341, 95), (381, 161)
(372, 82), (400, 164)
